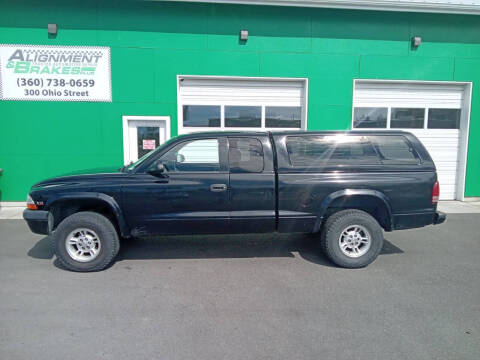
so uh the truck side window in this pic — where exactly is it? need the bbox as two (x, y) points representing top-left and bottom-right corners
(369, 135), (420, 164)
(286, 135), (378, 166)
(160, 138), (220, 172)
(228, 137), (264, 173)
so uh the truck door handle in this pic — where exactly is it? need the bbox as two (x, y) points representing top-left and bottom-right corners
(210, 184), (227, 192)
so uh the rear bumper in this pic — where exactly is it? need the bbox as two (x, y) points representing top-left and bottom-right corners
(23, 209), (51, 235)
(433, 211), (447, 225)
(393, 210), (447, 230)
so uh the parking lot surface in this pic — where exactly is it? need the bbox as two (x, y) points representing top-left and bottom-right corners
(1, 215), (479, 360)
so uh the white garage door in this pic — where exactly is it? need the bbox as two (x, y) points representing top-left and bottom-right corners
(353, 80), (469, 200)
(177, 76), (307, 135)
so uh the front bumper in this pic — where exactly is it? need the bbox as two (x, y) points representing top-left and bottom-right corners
(433, 211), (447, 225)
(23, 209), (51, 235)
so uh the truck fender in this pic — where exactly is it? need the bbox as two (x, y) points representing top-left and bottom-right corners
(313, 189), (393, 232)
(45, 192), (130, 237)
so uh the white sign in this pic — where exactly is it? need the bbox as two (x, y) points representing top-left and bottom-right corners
(143, 139), (156, 150)
(0, 44), (111, 102)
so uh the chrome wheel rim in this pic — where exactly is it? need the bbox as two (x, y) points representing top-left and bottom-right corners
(338, 225), (371, 258)
(65, 228), (101, 262)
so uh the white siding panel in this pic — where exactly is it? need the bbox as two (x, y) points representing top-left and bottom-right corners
(180, 79), (304, 106)
(354, 82), (464, 108)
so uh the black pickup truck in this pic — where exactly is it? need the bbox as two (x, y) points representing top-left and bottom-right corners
(24, 131), (445, 272)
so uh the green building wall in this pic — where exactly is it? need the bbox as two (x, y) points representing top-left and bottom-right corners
(1, 0), (480, 201)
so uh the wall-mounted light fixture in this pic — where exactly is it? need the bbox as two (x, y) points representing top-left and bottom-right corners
(48, 23), (58, 36)
(411, 36), (422, 47)
(240, 30), (249, 41)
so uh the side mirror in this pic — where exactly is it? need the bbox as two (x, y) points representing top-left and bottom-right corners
(148, 161), (167, 177)
(176, 153), (185, 163)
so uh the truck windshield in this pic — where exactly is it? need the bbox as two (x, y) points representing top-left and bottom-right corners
(124, 138), (176, 172)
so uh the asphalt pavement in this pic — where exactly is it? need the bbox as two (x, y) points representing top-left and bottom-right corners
(0, 215), (479, 360)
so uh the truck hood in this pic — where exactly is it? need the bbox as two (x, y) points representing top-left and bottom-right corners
(32, 167), (128, 189)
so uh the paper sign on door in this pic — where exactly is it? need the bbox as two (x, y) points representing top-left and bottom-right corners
(143, 139), (156, 150)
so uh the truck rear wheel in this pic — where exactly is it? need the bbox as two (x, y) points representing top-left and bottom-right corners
(321, 209), (383, 268)
(53, 211), (120, 272)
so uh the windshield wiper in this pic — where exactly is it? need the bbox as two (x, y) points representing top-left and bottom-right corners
(118, 161), (133, 173)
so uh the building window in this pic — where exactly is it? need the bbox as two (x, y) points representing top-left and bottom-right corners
(390, 108), (425, 129)
(427, 109), (461, 129)
(136, 126), (160, 159)
(353, 106), (463, 130)
(225, 106), (262, 128)
(265, 106), (302, 128)
(353, 107), (387, 128)
(183, 105), (221, 127)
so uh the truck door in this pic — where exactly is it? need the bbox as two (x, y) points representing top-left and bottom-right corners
(122, 137), (230, 236)
(227, 136), (276, 233)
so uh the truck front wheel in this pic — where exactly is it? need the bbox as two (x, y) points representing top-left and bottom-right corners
(53, 211), (120, 272)
(321, 209), (383, 268)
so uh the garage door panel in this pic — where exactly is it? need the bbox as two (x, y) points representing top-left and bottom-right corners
(435, 165), (459, 174)
(412, 134), (459, 200)
(354, 81), (467, 200)
(429, 153), (459, 164)
(437, 170), (458, 182)
(411, 131), (460, 181)
(178, 77), (307, 138)
(419, 143), (460, 151)
(440, 189), (456, 199)
(181, 80), (304, 105)
(414, 135), (460, 143)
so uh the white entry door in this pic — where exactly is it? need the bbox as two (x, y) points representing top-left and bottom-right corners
(122, 116), (171, 165)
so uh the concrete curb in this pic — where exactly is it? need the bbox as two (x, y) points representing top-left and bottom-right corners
(0, 207), (25, 220)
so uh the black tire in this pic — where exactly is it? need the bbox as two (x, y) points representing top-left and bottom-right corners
(52, 211), (120, 272)
(320, 209), (383, 268)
